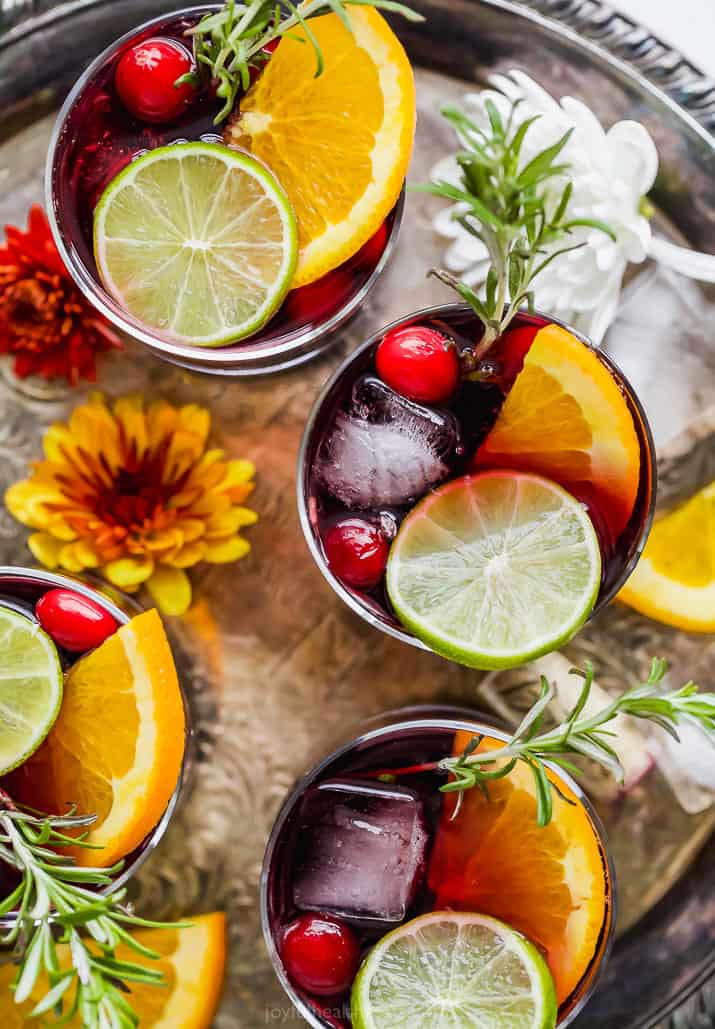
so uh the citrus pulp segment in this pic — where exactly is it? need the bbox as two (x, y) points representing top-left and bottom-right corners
(9, 608), (185, 866)
(0, 606), (62, 775)
(474, 323), (641, 540)
(351, 910), (558, 1029)
(618, 480), (715, 630)
(386, 471), (602, 669)
(429, 733), (610, 1006)
(94, 142), (298, 346)
(0, 912), (227, 1028)
(226, 9), (415, 286)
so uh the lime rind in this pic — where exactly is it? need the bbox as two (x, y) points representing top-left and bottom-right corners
(93, 142), (298, 347)
(386, 471), (601, 671)
(0, 606), (63, 775)
(351, 910), (558, 1029)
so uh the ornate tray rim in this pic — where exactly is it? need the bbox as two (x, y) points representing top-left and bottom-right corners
(3, 0), (715, 146)
(0, 1), (713, 1026)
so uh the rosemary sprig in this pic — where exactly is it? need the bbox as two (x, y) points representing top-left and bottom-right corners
(441, 659), (715, 826)
(419, 100), (617, 355)
(0, 799), (184, 1028)
(179, 0), (424, 124)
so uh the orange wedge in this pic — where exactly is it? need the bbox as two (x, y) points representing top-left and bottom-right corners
(9, 608), (185, 866)
(0, 913), (226, 1028)
(473, 323), (641, 540)
(619, 480), (715, 630)
(225, 9), (415, 286)
(428, 733), (610, 1007)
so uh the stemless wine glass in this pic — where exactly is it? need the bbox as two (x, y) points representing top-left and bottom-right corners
(44, 5), (405, 376)
(297, 304), (656, 659)
(0, 566), (188, 918)
(261, 707), (616, 1029)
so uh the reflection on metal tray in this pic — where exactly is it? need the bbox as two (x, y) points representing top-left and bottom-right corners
(0, 1), (714, 1026)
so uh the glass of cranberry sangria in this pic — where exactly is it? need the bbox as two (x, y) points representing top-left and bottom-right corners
(0, 566), (187, 888)
(262, 667), (715, 1028)
(0, 567), (187, 1019)
(45, 0), (419, 375)
(262, 707), (616, 1029)
(298, 97), (656, 671)
(298, 304), (655, 670)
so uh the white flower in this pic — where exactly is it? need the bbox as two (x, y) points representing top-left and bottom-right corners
(431, 70), (659, 343)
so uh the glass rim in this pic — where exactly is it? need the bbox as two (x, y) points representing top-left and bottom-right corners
(44, 4), (405, 372)
(296, 302), (658, 655)
(0, 565), (188, 922)
(260, 707), (617, 1029)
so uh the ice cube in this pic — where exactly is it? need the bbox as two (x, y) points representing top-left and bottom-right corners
(318, 376), (461, 508)
(292, 779), (429, 925)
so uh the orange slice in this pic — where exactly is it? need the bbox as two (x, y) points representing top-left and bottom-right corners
(225, 9), (415, 286)
(473, 323), (641, 539)
(619, 480), (715, 630)
(428, 733), (610, 1007)
(9, 608), (185, 866)
(0, 912), (226, 1028)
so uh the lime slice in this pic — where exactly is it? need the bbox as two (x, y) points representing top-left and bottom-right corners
(386, 471), (601, 670)
(0, 606), (63, 775)
(94, 142), (298, 347)
(351, 910), (558, 1029)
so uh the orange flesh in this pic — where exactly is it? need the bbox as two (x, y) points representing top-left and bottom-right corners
(428, 732), (610, 1007)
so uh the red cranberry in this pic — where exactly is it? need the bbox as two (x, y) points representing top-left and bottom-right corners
(376, 325), (460, 404)
(115, 38), (196, 123)
(280, 914), (360, 997)
(324, 518), (389, 590)
(36, 589), (118, 653)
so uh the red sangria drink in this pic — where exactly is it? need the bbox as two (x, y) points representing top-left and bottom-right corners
(262, 709), (615, 1029)
(46, 1), (418, 375)
(298, 306), (655, 670)
(0, 567), (187, 1022)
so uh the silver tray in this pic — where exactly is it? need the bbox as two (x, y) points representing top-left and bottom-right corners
(1, 1), (714, 1027)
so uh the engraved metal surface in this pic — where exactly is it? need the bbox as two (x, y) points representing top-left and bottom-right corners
(0, 2), (714, 1027)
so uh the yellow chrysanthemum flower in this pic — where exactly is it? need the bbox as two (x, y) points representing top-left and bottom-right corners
(5, 393), (257, 616)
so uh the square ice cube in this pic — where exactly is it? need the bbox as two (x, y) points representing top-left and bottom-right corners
(292, 779), (429, 925)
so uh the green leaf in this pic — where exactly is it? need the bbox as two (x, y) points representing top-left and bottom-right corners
(14, 924), (46, 1003)
(485, 267), (498, 312)
(29, 972), (75, 1017)
(347, 0), (425, 19)
(484, 98), (505, 140)
(562, 217), (617, 242)
(514, 676), (555, 741)
(506, 115), (540, 172)
(516, 128), (574, 188)
(531, 241), (587, 282)
(525, 759), (553, 827)
(428, 268), (491, 324)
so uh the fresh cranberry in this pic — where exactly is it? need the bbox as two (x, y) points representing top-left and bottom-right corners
(280, 914), (360, 997)
(376, 325), (460, 404)
(115, 38), (196, 123)
(324, 518), (389, 590)
(36, 589), (118, 652)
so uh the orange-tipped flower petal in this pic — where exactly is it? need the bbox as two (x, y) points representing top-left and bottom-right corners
(4, 393), (257, 614)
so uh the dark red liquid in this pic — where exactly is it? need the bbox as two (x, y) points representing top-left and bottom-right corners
(303, 309), (655, 631)
(264, 719), (613, 1028)
(49, 8), (395, 346)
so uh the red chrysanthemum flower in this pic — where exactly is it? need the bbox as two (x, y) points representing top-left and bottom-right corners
(0, 204), (121, 384)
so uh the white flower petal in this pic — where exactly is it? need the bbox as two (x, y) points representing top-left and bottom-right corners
(430, 70), (659, 340)
(606, 121), (659, 194)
